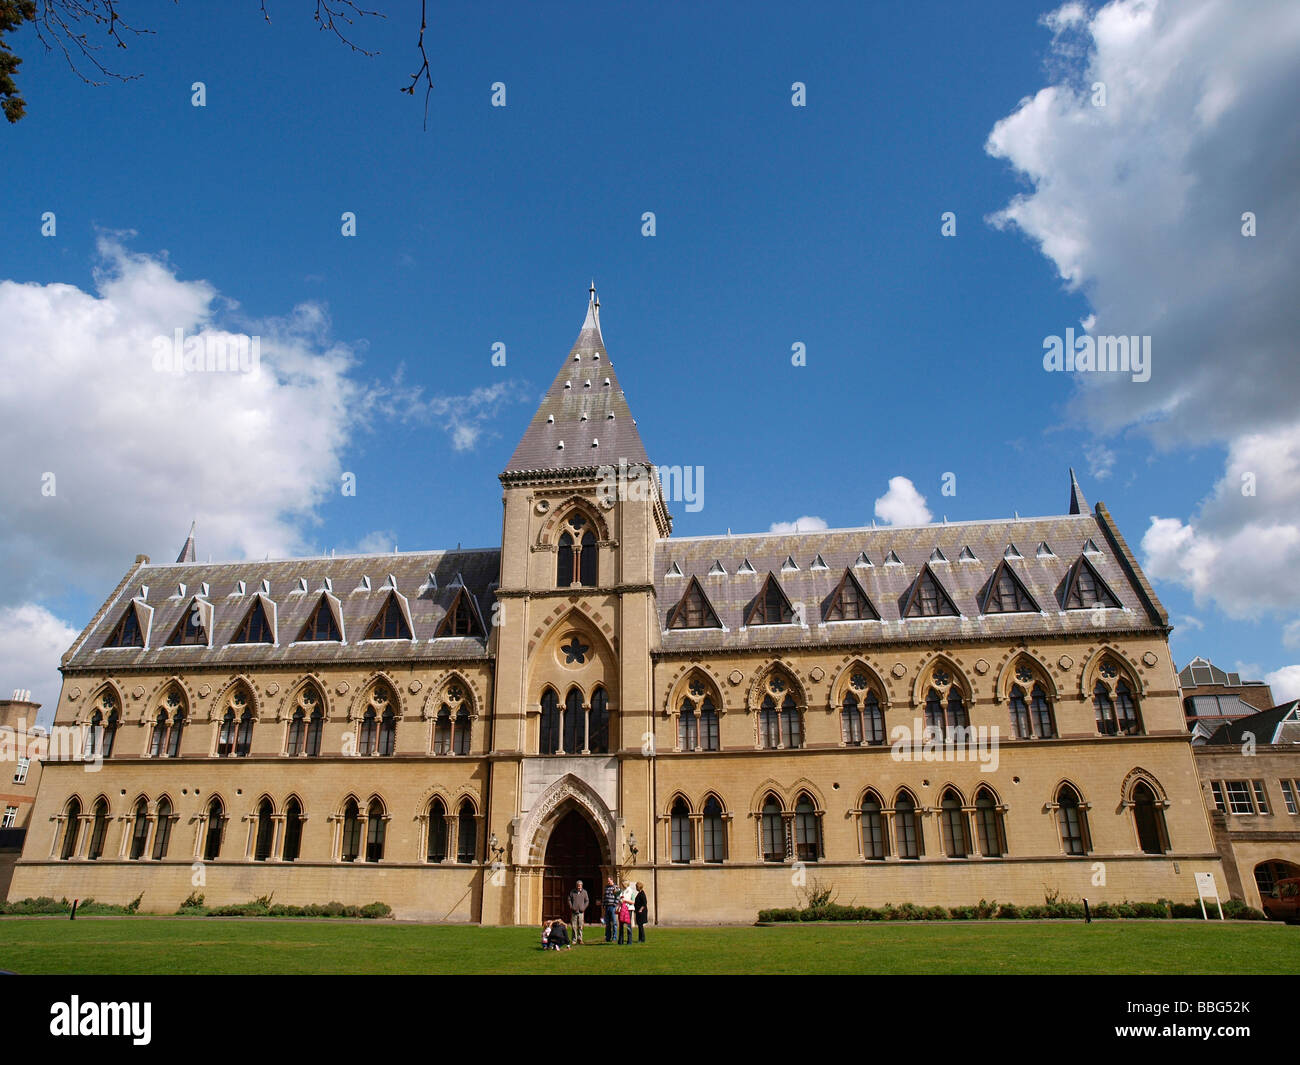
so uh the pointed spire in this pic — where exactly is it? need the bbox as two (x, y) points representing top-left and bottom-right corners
(503, 285), (650, 475)
(1068, 467), (1088, 515)
(176, 521), (196, 563)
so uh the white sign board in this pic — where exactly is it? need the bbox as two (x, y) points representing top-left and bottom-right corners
(1194, 871), (1224, 920)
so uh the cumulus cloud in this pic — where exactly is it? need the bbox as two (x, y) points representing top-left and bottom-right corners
(986, 0), (1300, 632)
(874, 477), (932, 527)
(768, 516), (828, 534)
(1283, 620), (1300, 651)
(0, 604), (80, 723)
(1265, 664), (1300, 703)
(1084, 442), (1116, 481)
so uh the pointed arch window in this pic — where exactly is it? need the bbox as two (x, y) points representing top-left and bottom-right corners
(203, 798), (224, 860)
(556, 513), (598, 587)
(671, 798), (692, 863)
(149, 689), (184, 758)
(1132, 781), (1169, 854)
(365, 799), (386, 862)
(287, 709), (306, 755)
(129, 797), (150, 860)
(378, 708), (396, 756)
(341, 799), (361, 862)
(563, 688), (584, 754)
(894, 792), (921, 859)
(860, 792), (887, 860)
(1009, 668), (1057, 740)
(453, 705), (471, 755)
(760, 796), (785, 862)
(59, 798), (81, 860)
(152, 797), (174, 860)
(87, 702), (121, 760)
(699, 695), (719, 751)
(539, 689), (560, 755)
(283, 798), (304, 862)
(87, 799), (109, 861)
(1056, 784), (1090, 855)
(105, 604), (145, 647)
(940, 789), (970, 858)
(702, 796), (725, 862)
(254, 798), (274, 861)
(677, 676), (717, 752)
(359, 709), (378, 756)
(747, 574), (794, 626)
(678, 699), (698, 751)
(231, 598), (274, 644)
(841, 677), (887, 746)
(217, 689), (254, 758)
(299, 596), (342, 642)
(974, 788), (1006, 857)
(426, 798), (448, 862)
(588, 687), (609, 753)
(1093, 662), (1143, 736)
(824, 570), (879, 622)
(434, 705), (452, 755)
(841, 693), (864, 746)
(794, 794), (820, 862)
(456, 800), (477, 863)
(366, 593), (412, 640)
(668, 577), (722, 629)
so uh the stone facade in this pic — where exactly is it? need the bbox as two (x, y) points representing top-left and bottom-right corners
(9, 291), (1226, 923)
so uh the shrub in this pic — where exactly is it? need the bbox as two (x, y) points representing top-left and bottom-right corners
(1170, 902), (1202, 919)
(125, 892), (144, 914)
(1, 896), (66, 915)
(181, 892), (205, 909)
(1223, 900), (1266, 921)
(996, 903), (1020, 920)
(360, 901), (393, 919)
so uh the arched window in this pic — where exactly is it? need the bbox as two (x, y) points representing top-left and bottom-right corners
(203, 798), (224, 860)
(283, 798), (304, 862)
(426, 798), (447, 862)
(1009, 686), (1032, 740)
(359, 709), (378, 756)
(760, 796), (785, 862)
(87, 799), (109, 861)
(148, 689), (185, 758)
(974, 788), (1006, 857)
(670, 798), (692, 863)
(924, 688), (944, 734)
(841, 692), (864, 746)
(1056, 784), (1090, 855)
(456, 800), (477, 863)
(60, 798), (81, 860)
(861, 791), (887, 860)
(678, 700), (698, 751)
(940, 789), (969, 858)
(287, 686), (323, 756)
(588, 687), (609, 754)
(780, 694), (802, 749)
(434, 705), (452, 755)
(217, 688), (254, 757)
(85, 710), (105, 760)
(759, 696), (780, 749)
(378, 708), (396, 756)
(86, 691), (119, 759)
(563, 688), (584, 754)
(539, 689), (560, 755)
(894, 791), (921, 859)
(254, 798), (274, 861)
(1093, 660), (1143, 736)
(702, 796), (725, 862)
(700, 696), (719, 751)
(152, 797), (174, 860)
(863, 691), (885, 746)
(453, 705), (471, 755)
(341, 799), (361, 862)
(556, 513), (598, 587)
(306, 706), (323, 756)
(287, 708), (306, 756)
(217, 710), (236, 757)
(1132, 781), (1169, 854)
(365, 799), (386, 862)
(947, 689), (969, 731)
(129, 797), (150, 860)
(1030, 684), (1056, 738)
(794, 794), (820, 862)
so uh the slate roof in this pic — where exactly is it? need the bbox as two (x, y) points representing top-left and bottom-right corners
(1206, 702), (1300, 746)
(502, 288), (652, 476)
(654, 509), (1166, 653)
(62, 549), (500, 671)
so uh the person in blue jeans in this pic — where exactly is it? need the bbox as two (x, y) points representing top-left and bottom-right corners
(602, 877), (619, 943)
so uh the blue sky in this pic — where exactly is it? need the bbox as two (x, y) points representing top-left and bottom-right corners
(2, 0), (1297, 717)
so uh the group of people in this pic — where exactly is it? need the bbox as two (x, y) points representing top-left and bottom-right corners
(542, 877), (647, 950)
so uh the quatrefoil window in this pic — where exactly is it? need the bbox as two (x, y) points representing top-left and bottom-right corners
(689, 680), (706, 697)
(301, 688), (318, 705)
(1015, 665), (1033, 684)
(1100, 662), (1118, 679)
(768, 676), (786, 694)
(561, 637), (590, 664)
(932, 669), (951, 687)
(447, 685), (463, 703)
(851, 673), (868, 691)
(167, 691), (181, 708)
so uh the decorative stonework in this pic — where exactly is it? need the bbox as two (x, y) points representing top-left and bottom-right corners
(728, 669), (743, 686)
(809, 666), (825, 683)
(336, 682), (350, 695)
(197, 684), (211, 698)
(1058, 655), (1073, 670)
(409, 680), (423, 694)
(891, 663), (907, 678)
(1142, 651), (1158, 667)
(974, 659), (990, 675)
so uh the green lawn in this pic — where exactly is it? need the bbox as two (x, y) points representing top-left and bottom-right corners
(0, 918), (1295, 974)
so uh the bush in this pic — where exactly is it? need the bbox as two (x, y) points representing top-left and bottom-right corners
(1223, 899), (1266, 921)
(181, 892), (205, 909)
(360, 901), (393, 919)
(0, 895), (67, 915)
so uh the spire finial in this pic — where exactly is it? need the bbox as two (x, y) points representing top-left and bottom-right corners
(176, 520), (197, 563)
(1068, 467), (1089, 515)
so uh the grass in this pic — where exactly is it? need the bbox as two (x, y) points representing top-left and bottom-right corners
(0, 917), (1295, 974)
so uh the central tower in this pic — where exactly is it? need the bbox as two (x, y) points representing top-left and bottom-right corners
(483, 286), (671, 924)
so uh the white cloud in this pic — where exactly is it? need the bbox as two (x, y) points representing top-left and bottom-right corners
(1283, 620), (1300, 651)
(768, 516), (828, 534)
(345, 530), (398, 555)
(1175, 614), (1204, 632)
(987, 0), (1300, 631)
(0, 604), (80, 724)
(1265, 664), (1300, 703)
(1084, 442), (1117, 481)
(874, 477), (932, 527)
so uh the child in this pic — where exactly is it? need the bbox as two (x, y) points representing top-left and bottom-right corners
(618, 897), (633, 945)
(541, 920), (551, 950)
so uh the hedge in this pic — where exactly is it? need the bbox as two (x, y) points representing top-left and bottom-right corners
(757, 897), (1268, 923)
(0, 895), (392, 920)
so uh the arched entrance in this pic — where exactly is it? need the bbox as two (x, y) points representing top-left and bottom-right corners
(1254, 859), (1300, 900)
(543, 809), (605, 922)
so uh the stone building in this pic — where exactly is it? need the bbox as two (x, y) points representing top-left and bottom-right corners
(1178, 656), (1275, 744)
(0, 691), (46, 899)
(9, 289), (1225, 923)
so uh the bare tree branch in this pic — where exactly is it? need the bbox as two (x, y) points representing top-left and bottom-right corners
(400, 0), (432, 130)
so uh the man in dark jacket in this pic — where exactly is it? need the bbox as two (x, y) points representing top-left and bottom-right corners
(634, 882), (649, 943)
(567, 880), (590, 944)
(602, 877), (619, 943)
